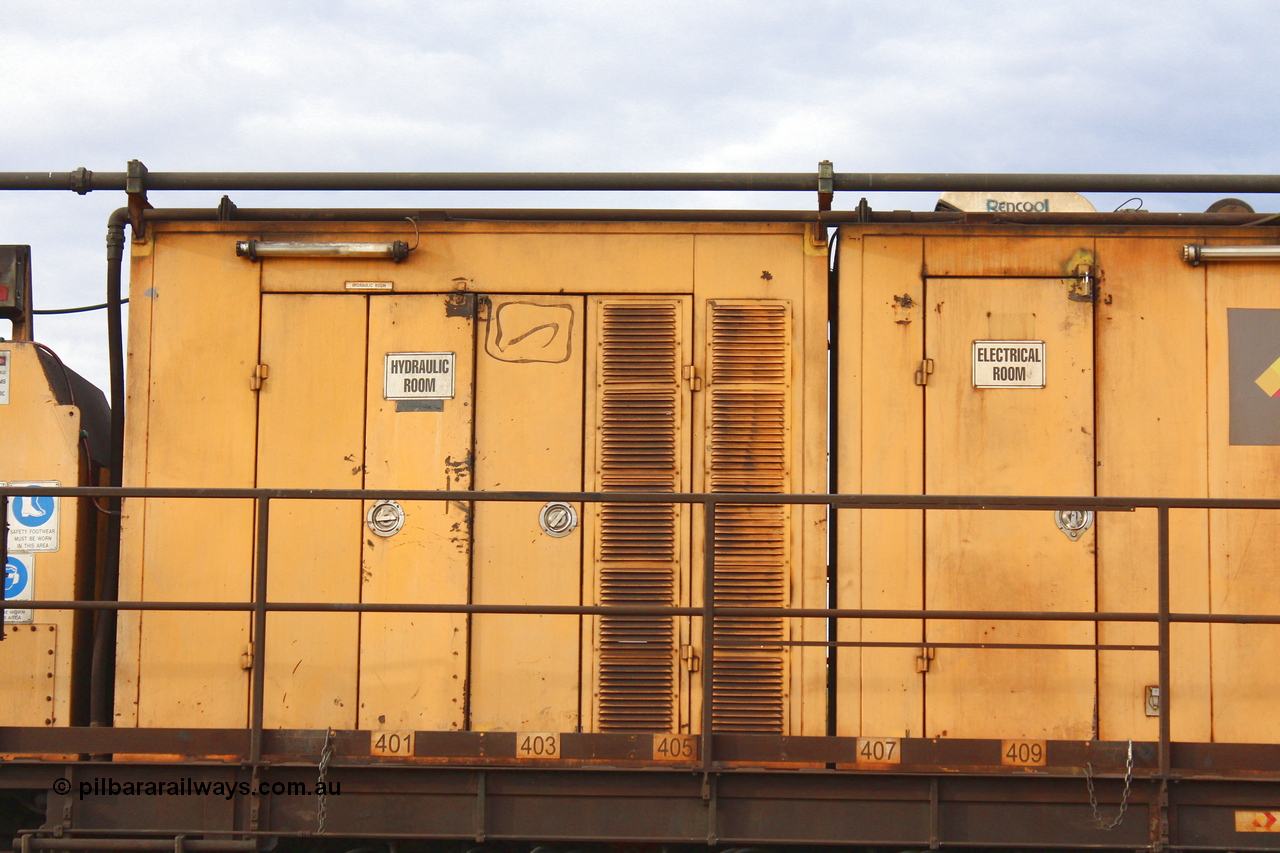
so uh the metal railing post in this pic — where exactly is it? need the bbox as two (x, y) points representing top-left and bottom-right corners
(1157, 503), (1171, 777)
(1, 494), (8, 632)
(701, 499), (716, 772)
(249, 497), (270, 765)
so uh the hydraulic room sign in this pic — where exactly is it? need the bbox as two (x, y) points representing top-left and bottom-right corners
(972, 341), (1046, 388)
(384, 352), (455, 400)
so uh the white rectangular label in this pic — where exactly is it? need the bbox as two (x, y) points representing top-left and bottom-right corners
(4, 551), (33, 624)
(384, 353), (455, 400)
(0, 351), (9, 405)
(345, 281), (394, 292)
(972, 340), (1046, 388)
(6, 481), (59, 552)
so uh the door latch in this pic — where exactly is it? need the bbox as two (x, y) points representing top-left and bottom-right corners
(1055, 509), (1094, 541)
(1068, 264), (1099, 303)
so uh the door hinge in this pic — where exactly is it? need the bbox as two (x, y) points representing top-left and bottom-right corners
(681, 644), (701, 672)
(250, 363), (269, 391)
(916, 646), (934, 673)
(240, 642), (254, 671)
(682, 365), (703, 392)
(914, 358), (934, 386)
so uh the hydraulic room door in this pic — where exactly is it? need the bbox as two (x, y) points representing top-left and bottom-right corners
(257, 293), (475, 731)
(923, 277), (1096, 740)
(358, 294), (475, 731)
(470, 295), (586, 732)
(256, 293), (367, 730)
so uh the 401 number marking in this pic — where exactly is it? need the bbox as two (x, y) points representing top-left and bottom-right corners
(371, 731), (414, 757)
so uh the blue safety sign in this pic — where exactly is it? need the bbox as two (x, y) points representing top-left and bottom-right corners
(13, 495), (54, 527)
(3, 552), (33, 624)
(5, 554), (30, 599)
(5, 481), (60, 552)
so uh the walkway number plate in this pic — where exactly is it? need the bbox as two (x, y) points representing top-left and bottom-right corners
(856, 737), (901, 764)
(370, 731), (414, 757)
(973, 341), (1046, 388)
(515, 732), (560, 759)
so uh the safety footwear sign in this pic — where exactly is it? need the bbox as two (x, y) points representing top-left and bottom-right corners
(4, 481), (59, 551)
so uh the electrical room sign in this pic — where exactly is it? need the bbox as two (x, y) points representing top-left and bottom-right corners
(972, 341), (1046, 388)
(384, 352), (455, 400)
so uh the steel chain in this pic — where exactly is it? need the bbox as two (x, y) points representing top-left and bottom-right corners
(1085, 738), (1134, 830)
(316, 728), (334, 834)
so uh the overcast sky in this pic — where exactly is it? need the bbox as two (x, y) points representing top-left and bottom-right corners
(3, 0), (1279, 389)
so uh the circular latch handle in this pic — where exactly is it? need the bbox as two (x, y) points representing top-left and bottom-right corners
(366, 500), (406, 537)
(539, 502), (578, 537)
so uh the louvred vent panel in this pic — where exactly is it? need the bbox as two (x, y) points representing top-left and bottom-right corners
(707, 301), (792, 734)
(595, 300), (683, 732)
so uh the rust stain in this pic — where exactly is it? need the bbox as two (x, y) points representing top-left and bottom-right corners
(445, 453), (472, 484)
(893, 293), (914, 308)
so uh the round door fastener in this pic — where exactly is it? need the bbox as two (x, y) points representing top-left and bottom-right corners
(539, 502), (578, 537)
(367, 500), (406, 537)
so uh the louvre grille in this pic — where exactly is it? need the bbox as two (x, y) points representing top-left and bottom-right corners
(594, 300), (684, 732)
(707, 301), (792, 734)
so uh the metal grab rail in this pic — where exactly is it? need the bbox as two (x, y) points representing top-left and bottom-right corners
(5, 167), (1280, 194)
(4, 484), (1265, 776)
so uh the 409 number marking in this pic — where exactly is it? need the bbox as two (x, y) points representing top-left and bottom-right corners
(1001, 740), (1046, 766)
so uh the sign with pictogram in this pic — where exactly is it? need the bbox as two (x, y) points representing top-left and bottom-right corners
(4, 552), (33, 624)
(5, 481), (60, 551)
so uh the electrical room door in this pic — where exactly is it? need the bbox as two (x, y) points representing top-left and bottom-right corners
(922, 277), (1096, 740)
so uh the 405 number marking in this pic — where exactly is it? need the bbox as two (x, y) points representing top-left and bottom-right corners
(652, 734), (697, 761)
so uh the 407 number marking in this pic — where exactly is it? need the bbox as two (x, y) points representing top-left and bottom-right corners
(855, 737), (901, 764)
(517, 733), (560, 759)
